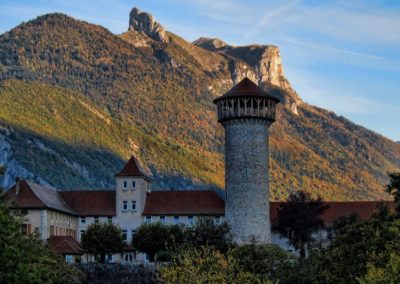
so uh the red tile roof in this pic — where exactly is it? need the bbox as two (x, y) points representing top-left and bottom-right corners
(4, 180), (76, 215)
(270, 201), (395, 226)
(59, 190), (116, 216)
(47, 236), (82, 254)
(143, 190), (225, 216)
(213, 77), (280, 103)
(115, 156), (150, 180)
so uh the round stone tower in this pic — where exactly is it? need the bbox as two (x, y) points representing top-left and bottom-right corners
(214, 77), (280, 244)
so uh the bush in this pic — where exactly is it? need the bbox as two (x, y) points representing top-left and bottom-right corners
(158, 246), (275, 284)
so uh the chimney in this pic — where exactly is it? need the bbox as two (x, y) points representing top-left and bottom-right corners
(15, 177), (20, 195)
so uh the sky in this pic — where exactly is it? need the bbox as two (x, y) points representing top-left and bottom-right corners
(0, 0), (399, 141)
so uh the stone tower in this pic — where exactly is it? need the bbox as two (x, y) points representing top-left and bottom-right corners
(214, 77), (279, 244)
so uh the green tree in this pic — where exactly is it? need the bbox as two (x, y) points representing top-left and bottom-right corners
(228, 242), (296, 281)
(296, 217), (400, 284)
(185, 217), (232, 253)
(0, 198), (82, 283)
(132, 222), (172, 262)
(275, 191), (328, 258)
(358, 253), (400, 284)
(158, 246), (275, 284)
(81, 222), (125, 263)
(386, 172), (400, 216)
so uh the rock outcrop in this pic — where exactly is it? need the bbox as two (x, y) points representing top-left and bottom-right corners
(193, 37), (302, 114)
(129, 7), (169, 43)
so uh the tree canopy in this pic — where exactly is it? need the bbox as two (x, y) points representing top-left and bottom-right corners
(274, 191), (328, 258)
(81, 223), (125, 263)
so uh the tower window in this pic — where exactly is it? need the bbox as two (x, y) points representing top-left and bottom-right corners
(122, 201), (128, 211)
(123, 181), (128, 190)
(132, 181), (136, 189)
(131, 201), (136, 211)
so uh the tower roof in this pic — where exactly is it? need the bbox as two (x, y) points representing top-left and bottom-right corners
(115, 155), (151, 180)
(213, 77), (280, 103)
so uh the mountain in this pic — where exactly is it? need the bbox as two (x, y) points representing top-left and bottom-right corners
(0, 8), (399, 200)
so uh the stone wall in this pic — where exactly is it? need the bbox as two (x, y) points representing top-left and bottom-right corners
(223, 118), (271, 244)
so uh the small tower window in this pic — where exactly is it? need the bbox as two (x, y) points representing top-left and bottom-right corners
(132, 181), (136, 189)
(131, 201), (136, 211)
(122, 201), (128, 211)
(123, 181), (128, 190)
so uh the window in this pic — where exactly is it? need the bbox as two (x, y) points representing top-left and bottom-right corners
(122, 230), (127, 241)
(159, 216), (166, 224)
(80, 217), (85, 224)
(131, 230), (136, 238)
(124, 254), (133, 262)
(107, 217), (113, 224)
(50, 225), (55, 236)
(123, 181), (128, 190)
(173, 216), (179, 225)
(188, 216), (194, 226)
(65, 255), (73, 263)
(94, 217), (99, 223)
(80, 230), (85, 238)
(145, 216), (151, 223)
(131, 201), (136, 211)
(122, 201), (128, 211)
(214, 216), (221, 225)
(132, 181), (136, 189)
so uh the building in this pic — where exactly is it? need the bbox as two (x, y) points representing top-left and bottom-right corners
(214, 77), (280, 244)
(2, 78), (395, 262)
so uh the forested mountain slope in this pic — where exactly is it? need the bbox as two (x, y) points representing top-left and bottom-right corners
(0, 8), (399, 200)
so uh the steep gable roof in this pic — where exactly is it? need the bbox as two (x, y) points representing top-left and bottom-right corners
(59, 190), (116, 216)
(4, 180), (76, 215)
(115, 156), (150, 180)
(143, 190), (225, 216)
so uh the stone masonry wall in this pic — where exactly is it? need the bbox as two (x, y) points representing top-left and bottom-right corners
(223, 118), (271, 244)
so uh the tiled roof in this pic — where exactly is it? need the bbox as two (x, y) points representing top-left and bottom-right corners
(59, 190), (116, 216)
(115, 156), (150, 180)
(143, 190), (225, 216)
(270, 201), (395, 226)
(213, 77), (280, 103)
(48, 236), (82, 254)
(4, 180), (76, 215)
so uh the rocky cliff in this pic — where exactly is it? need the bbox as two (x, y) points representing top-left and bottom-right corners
(0, 8), (399, 200)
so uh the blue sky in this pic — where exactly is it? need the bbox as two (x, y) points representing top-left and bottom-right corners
(1, 0), (399, 141)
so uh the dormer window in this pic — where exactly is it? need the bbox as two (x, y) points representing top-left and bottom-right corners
(123, 181), (128, 190)
(132, 181), (136, 190)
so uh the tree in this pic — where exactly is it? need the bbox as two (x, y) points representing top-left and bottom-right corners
(158, 246), (275, 284)
(81, 223), (125, 263)
(386, 172), (400, 216)
(0, 198), (82, 283)
(293, 217), (400, 284)
(132, 222), (173, 262)
(275, 191), (328, 258)
(185, 217), (232, 253)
